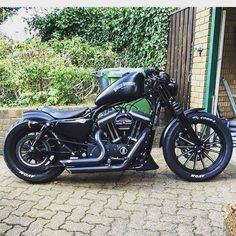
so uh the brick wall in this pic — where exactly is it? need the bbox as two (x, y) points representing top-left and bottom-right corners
(190, 8), (211, 108)
(218, 8), (236, 118)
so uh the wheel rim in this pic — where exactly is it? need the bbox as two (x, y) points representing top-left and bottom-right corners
(174, 122), (224, 172)
(16, 133), (50, 169)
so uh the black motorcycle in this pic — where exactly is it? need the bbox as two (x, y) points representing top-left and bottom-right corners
(3, 68), (233, 183)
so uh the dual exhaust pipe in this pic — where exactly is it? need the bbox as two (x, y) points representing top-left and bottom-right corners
(61, 128), (150, 173)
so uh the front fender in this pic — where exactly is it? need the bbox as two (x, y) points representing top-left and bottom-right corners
(23, 110), (53, 122)
(159, 108), (204, 147)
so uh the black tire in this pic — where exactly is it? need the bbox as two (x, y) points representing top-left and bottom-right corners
(163, 112), (233, 182)
(4, 120), (64, 183)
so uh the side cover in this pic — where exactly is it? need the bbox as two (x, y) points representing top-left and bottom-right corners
(95, 72), (145, 106)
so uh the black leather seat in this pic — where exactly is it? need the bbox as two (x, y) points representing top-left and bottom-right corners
(42, 106), (88, 119)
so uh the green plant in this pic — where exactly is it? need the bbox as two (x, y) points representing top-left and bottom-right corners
(29, 7), (176, 68)
(0, 36), (118, 106)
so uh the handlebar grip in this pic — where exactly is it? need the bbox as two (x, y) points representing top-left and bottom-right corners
(159, 72), (170, 83)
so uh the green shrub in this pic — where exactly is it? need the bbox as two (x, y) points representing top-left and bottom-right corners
(29, 7), (176, 68)
(0, 36), (118, 106)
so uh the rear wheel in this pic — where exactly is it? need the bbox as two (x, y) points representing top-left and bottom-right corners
(163, 112), (233, 181)
(4, 120), (64, 183)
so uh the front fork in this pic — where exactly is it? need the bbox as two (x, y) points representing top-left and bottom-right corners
(168, 99), (202, 146)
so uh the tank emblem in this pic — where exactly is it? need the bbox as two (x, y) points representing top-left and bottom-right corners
(113, 82), (136, 92)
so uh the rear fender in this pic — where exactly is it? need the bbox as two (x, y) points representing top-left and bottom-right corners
(23, 110), (53, 122)
(159, 108), (204, 147)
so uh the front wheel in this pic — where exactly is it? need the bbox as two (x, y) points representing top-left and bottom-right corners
(163, 112), (233, 182)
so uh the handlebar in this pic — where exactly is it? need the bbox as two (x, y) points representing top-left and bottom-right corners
(144, 67), (170, 84)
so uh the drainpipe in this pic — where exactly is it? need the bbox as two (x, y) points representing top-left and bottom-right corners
(204, 8), (222, 113)
(212, 10), (226, 115)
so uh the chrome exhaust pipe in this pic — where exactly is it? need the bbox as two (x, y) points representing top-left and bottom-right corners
(66, 128), (150, 173)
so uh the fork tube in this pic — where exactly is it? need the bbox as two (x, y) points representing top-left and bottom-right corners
(159, 84), (202, 146)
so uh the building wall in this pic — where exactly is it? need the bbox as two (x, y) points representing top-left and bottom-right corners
(190, 8), (211, 108)
(218, 8), (236, 118)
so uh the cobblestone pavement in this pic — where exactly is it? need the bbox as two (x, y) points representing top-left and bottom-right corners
(0, 148), (236, 236)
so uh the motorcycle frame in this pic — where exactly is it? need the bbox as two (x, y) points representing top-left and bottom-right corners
(24, 78), (203, 168)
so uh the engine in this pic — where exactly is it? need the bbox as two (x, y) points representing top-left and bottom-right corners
(89, 109), (151, 162)
(98, 109), (150, 142)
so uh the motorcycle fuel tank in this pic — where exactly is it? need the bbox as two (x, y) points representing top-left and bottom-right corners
(95, 72), (145, 106)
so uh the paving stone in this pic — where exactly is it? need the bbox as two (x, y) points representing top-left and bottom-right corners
(16, 193), (43, 202)
(32, 196), (55, 210)
(159, 231), (176, 236)
(82, 214), (114, 226)
(66, 198), (93, 207)
(3, 215), (35, 227)
(124, 229), (160, 236)
(4, 188), (25, 199)
(0, 223), (12, 235)
(177, 208), (208, 218)
(136, 197), (163, 207)
(91, 225), (110, 236)
(0, 177), (16, 186)
(176, 224), (195, 236)
(66, 206), (88, 222)
(0, 198), (24, 208)
(5, 225), (26, 236)
(61, 221), (93, 234)
(108, 218), (128, 236)
(53, 191), (74, 204)
(99, 189), (125, 196)
(47, 203), (75, 213)
(22, 218), (48, 236)
(23, 185), (40, 194)
(122, 191), (137, 203)
(0, 206), (16, 221)
(208, 209), (225, 227)
(25, 208), (56, 219)
(146, 206), (162, 222)
(119, 202), (147, 212)
(36, 189), (61, 197)
(38, 228), (73, 236)
(166, 214), (194, 225)
(0, 186), (15, 193)
(11, 201), (37, 216)
(211, 226), (224, 236)
(86, 200), (105, 216)
(143, 221), (177, 233)
(83, 192), (109, 202)
(45, 211), (70, 230)
(129, 211), (146, 230)
(193, 216), (212, 235)
(104, 195), (123, 209)
(192, 202), (223, 211)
